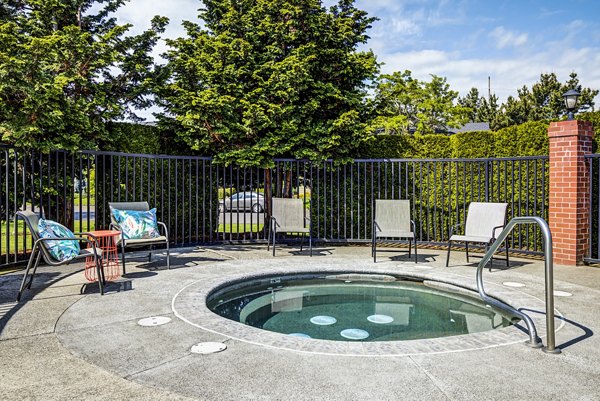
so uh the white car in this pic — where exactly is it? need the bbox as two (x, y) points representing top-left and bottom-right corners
(220, 192), (265, 212)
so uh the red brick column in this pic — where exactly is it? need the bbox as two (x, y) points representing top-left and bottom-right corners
(548, 120), (593, 265)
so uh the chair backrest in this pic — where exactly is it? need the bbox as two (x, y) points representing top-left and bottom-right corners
(15, 210), (57, 263)
(375, 200), (411, 232)
(108, 201), (150, 225)
(272, 198), (306, 229)
(464, 202), (508, 238)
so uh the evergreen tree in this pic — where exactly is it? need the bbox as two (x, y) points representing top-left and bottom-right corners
(158, 0), (379, 166)
(0, 0), (167, 151)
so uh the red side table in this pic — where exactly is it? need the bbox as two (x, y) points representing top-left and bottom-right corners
(84, 230), (121, 282)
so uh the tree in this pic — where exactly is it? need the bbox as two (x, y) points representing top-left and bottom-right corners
(369, 70), (470, 135)
(157, 0), (379, 167)
(0, 0), (167, 151)
(498, 72), (598, 129)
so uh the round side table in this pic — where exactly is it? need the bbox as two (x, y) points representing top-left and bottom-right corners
(84, 230), (121, 282)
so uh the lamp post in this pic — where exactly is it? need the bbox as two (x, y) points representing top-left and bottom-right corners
(563, 89), (580, 121)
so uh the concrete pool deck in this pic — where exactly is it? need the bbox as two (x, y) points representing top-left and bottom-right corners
(1, 245), (599, 400)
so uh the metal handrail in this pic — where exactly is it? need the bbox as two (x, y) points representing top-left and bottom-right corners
(476, 216), (561, 354)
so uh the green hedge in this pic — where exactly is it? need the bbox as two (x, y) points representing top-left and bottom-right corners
(358, 121), (550, 159)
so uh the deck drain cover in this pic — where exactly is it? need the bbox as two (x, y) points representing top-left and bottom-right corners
(502, 281), (526, 288)
(191, 342), (227, 354)
(138, 316), (171, 327)
(310, 315), (337, 325)
(554, 290), (573, 297)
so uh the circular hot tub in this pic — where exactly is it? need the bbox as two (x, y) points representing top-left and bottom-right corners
(206, 272), (516, 342)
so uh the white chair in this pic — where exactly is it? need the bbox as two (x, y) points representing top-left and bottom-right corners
(268, 198), (312, 256)
(446, 202), (509, 269)
(372, 200), (416, 262)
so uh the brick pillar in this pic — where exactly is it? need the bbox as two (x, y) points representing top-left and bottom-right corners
(548, 120), (593, 265)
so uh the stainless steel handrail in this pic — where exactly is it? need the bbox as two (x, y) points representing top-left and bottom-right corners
(476, 216), (561, 354)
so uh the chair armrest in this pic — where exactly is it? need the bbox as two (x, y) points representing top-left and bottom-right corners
(35, 236), (102, 258)
(304, 216), (311, 228)
(491, 224), (505, 240)
(449, 222), (463, 237)
(410, 220), (417, 234)
(109, 223), (122, 231)
(373, 220), (381, 233)
(157, 221), (169, 238)
(270, 216), (279, 229)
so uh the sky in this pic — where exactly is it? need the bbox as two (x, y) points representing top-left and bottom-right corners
(111, 0), (600, 121)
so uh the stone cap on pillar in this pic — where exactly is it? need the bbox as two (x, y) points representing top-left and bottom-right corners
(548, 120), (593, 139)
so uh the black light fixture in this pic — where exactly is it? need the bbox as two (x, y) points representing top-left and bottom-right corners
(563, 89), (580, 120)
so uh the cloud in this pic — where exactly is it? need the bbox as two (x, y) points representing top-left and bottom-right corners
(489, 26), (528, 49)
(379, 46), (600, 104)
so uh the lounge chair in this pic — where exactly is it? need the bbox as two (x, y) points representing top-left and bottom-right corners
(268, 198), (312, 256)
(372, 199), (417, 262)
(445, 202), (509, 269)
(15, 210), (104, 301)
(108, 202), (170, 273)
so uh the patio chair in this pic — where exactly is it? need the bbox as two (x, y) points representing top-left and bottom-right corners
(372, 199), (417, 262)
(268, 198), (312, 256)
(108, 202), (170, 273)
(445, 202), (509, 270)
(15, 210), (105, 301)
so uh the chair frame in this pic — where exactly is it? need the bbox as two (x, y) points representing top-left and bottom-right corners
(445, 203), (509, 270)
(372, 200), (417, 263)
(267, 198), (312, 256)
(108, 202), (170, 274)
(15, 211), (104, 301)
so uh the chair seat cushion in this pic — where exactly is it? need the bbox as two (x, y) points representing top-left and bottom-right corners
(119, 235), (168, 246)
(376, 230), (414, 239)
(111, 208), (160, 240)
(450, 234), (492, 243)
(38, 219), (80, 261)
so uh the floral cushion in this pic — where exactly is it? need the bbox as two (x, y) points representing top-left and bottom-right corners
(38, 219), (80, 261)
(110, 208), (160, 240)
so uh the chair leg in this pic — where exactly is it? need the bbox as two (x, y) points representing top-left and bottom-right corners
(505, 240), (510, 267)
(272, 228), (276, 256)
(300, 234), (304, 252)
(267, 225), (271, 251)
(121, 244), (126, 275)
(17, 246), (39, 302)
(309, 233), (312, 257)
(26, 251), (42, 289)
(414, 239), (418, 263)
(373, 237), (377, 263)
(445, 240), (451, 267)
(94, 256), (106, 295)
(408, 238), (412, 258)
(96, 255), (104, 295)
(465, 242), (469, 263)
(166, 241), (170, 269)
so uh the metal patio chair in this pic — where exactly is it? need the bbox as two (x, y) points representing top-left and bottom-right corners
(268, 198), (312, 256)
(15, 210), (105, 301)
(372, 199), (417, 262)
(445, 202), (509, 270)
(108, 202), (170, 273)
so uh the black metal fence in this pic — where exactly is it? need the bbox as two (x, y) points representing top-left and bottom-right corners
(0, 145), (549, 267)
(586, 154), (600, 262)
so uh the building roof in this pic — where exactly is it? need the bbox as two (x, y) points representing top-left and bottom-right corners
(447, 122), (490, 134)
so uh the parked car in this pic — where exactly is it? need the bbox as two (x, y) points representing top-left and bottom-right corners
(220, 192), (265, 212)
